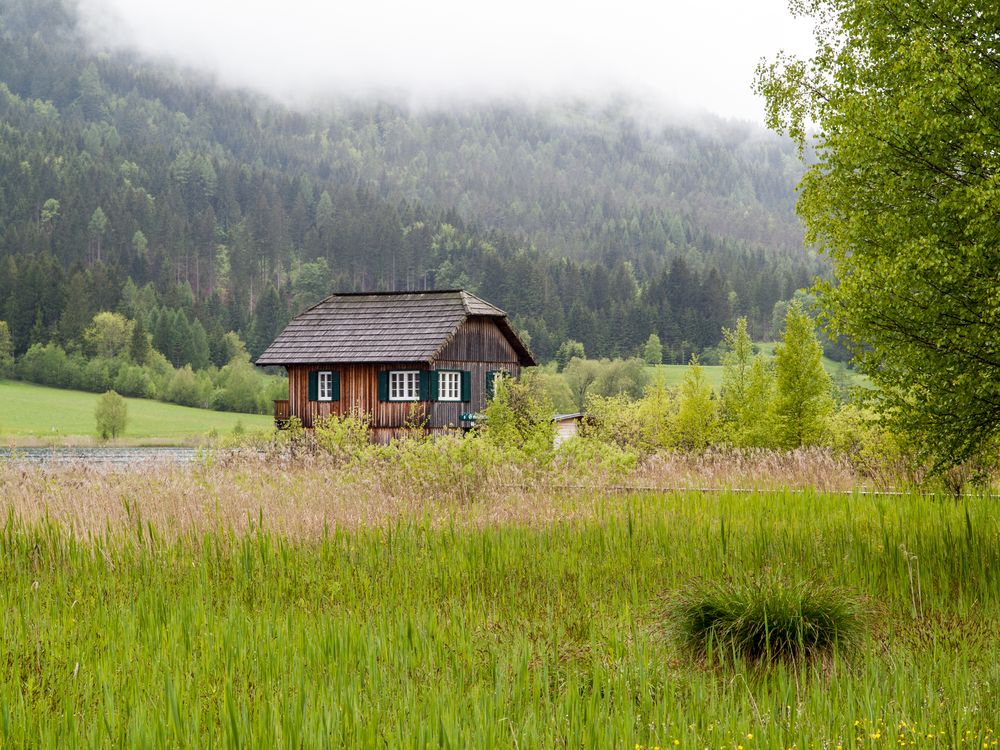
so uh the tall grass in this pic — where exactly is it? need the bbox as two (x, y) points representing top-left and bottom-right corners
(0, 486), (996, 748)
(671, 575), (864, 664)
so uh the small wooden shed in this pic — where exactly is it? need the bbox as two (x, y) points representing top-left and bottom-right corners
(256, 290), (535, 441)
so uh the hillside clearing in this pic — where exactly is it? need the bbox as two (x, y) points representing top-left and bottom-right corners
(0, 380), (273, 442)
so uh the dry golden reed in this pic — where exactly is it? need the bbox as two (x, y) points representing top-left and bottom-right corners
(0, 447), (864, 539)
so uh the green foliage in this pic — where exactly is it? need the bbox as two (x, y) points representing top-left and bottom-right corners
(112, 364), (156, 399)
(673, 356), (719, 451)
(94, 389), (127, 440)
(128, 318), (151, 364)
(0, 320), (12, 376)
(582, 393), (645, 450)
(83, 311), (132, 359)
(314, 411), (371, 462)
(672, 575), (864, 665)
(164, 365), (212, 408)
(482, 373), (555, 459)
(562, 357), (603, 411)
(17, 343), (72, 387)
(636, 379), (677, 449)
(563, 357), (650, 411)
(528, 367), (576, 414)
(774, 302), (834, 448)
(593, 358), (649, 400)
(553, 339), (585, 372)
(212, 355), (263, 413)
(755, 0), (1000, 466)
(720, 318), (777, 448)
(642, 332), (663, 364)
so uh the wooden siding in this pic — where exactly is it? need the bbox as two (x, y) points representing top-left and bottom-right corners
(435, 317), (520, 363)
(281, 318), (525, 439)
(288, 362), (429, 430)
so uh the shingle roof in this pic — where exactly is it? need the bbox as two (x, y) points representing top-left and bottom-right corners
(255, 290), (534, 366)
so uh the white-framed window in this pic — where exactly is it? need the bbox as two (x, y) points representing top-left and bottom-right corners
(318, 371), (334, 401)
(438, 371), (462, 401)
(389, 370), (420, 401)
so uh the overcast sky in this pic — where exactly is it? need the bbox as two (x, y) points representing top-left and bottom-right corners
(75, 0), (816, 123)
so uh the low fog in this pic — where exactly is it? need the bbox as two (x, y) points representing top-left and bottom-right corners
(74, 0), (815, 123)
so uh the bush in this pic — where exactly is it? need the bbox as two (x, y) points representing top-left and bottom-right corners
(80, 356), (115, 393)
(212, 355), (263, 413)
(314, 411), (371, 461)
(113, 364), (157, 399)
(482, 373), (555, 459)
(673, 356), (719, 450)
(165, 365), (212, 408)
(582, 393), (646, 450)
(554, 435), (638, 480)
(18, 343), (71, 387)
(671, 575), (863, 665)
(95, 389), (128, 440)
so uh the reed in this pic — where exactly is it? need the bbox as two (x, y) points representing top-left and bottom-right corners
(0, 461), (996, 748)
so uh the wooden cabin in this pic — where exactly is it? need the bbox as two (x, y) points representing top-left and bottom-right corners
(256, 290), (536, 441)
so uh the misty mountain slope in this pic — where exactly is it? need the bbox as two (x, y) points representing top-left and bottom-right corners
(0, 0), (816, 363)
(315, 99), (807, 264)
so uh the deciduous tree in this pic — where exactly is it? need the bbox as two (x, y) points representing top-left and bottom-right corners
(755, 0), (1000, 464)
(773, 302), (833, 448)
(95, 389), (127, 440)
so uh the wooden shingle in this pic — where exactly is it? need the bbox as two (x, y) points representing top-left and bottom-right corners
(255, 290), (535, 366)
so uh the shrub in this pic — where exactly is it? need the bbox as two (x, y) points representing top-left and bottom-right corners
(673, 356), (719, 450)
(554, 435), (638, 481)
(95, 390), (128, 440)
(482, 373), (554, 460)
(18, 343), (71, 387)
(165, 365), (212, 408)
(314, 411), (371, 461)
(582, 393), (646, 450)
(671, 575), (863, 665)
(80, 356), (115, 393)
(212, 355), (262, 413)
(636, 379), (677, 449)
(113, 364), (157, 399)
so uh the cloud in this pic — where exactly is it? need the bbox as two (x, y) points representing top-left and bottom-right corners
(74, 0), (816, 121)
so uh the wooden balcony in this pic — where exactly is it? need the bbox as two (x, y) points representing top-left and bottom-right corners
(273, 399), (290, 428)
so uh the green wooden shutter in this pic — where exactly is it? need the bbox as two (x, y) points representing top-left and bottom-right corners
(419, 370), (438, 401)
(331, 371), (341, 401)
(461, 370), (472, 403)
(378, 370), (389, 402)
(307, 370), (318, 401)
(486, 370), (498, 400)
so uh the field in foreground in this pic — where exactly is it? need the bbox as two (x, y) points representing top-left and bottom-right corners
(0, 379), (273, 441)
(0, 460), (996, 748)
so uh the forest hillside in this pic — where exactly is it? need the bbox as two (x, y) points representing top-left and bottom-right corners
(0, 0), (816, 364)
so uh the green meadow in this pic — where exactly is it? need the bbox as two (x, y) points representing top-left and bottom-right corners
(0, 489), (996, 748)
(652, 342), (868, 391)
(0, 379), (272, 441)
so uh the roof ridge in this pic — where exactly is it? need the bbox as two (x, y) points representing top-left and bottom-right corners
(459, 290), (506, 316)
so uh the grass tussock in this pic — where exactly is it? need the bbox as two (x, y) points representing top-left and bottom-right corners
(672, 575), (865, 665)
